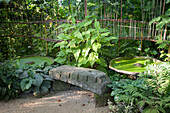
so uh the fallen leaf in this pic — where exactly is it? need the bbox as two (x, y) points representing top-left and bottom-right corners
(57, 99), (61, 102)
(59, 104), (62, 106)
(82, 104), (85, 106)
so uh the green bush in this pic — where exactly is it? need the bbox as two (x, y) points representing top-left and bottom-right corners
(0, 60), (58, 101)
(108, 62), (170, 113)
(0, 61), (21, 101)
(53, 15), (118, 72)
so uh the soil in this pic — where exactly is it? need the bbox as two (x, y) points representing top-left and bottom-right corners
(0, 87), (110, 113)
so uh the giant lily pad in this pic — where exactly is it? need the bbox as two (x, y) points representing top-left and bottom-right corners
(14, 56), (53, 68)
(109, 56), (161, 75)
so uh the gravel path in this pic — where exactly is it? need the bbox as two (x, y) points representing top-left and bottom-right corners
(0, 88), (110, 113)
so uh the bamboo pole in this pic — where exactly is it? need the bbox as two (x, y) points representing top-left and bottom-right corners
(140, 0), (144, 56)
(168, 44), (170, 61)
(84, 0), (87, 17)
(44, 24), (48, 56)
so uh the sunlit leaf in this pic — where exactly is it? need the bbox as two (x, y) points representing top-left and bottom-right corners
(92, 42), (101, 52)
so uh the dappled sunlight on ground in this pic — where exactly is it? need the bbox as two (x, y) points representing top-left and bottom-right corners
(0, 89), (109, 113)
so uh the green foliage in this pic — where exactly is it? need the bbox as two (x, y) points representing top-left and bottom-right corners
(54, 15), (118, 71)
(0, 60), (58, 101)
(108, 100), (139, 113)
(18, 62), (58, 97)
(149, 8), (170, 30)
(0, 60), (21, 101)
(108, 62), (170, 113)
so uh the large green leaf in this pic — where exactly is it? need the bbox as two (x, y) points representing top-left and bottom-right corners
(101, 32), (110, 37)
(33, 74), (43, 87)
(94, 19), (100, 30)
(92, 42), (101, 52)
(84, 20), (93, 27)
(78, 56), (88, 67)
(20, 78), (33, 91)
(56, 24), (70, 29)
(91, 34), (98, 44)
(96, 58), (107, 67)
(166, 0), (170, 4)
(82, 31), (90, 39)
(72, 48), (81, 62)
(57, 34), (70, 40)
(99, 28), (109, 32)
(71, 17), (76, 24)
(149, 17), (161, 26)
(67, 40), (77, 48)
(161, 15), (170, 24)
(53, 41), (68, 48)
(19, 71), (29, 79)
(77, 20), (86, 29)
(165, 8), (170, 16)
(88, 52), (98, 67)
(54, 57), (66, 64)
(82, 47), (90, 57)
(63, 26), (76, 32)
(100, 36), (118, 42)
(156, 21), (166, 29)
(74, 30), (84, 40)
(57, 51), (66, 57)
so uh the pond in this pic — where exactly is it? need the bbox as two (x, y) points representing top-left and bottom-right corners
(109, 56), (161, 75)
(14, 56), (53, 68)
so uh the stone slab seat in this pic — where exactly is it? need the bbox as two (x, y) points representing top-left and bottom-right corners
(49, 65), (111, 95)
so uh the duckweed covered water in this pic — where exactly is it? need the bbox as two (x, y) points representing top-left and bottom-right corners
(110, 57), (153, 73)
(15, 56), (53, 68)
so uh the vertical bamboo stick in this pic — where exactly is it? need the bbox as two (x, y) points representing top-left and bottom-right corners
(84, 0), (87, 17)
(135, 20), (136, 39)
(103, 0), (106, 27)
(120, 0), (122, 38)
(168, 44), (170, 62)
(140, 0), (144, 56)
(44, 24), (48, 56)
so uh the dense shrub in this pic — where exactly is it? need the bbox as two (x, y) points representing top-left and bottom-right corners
(53, 15), (118, 72)
(0, 61), (21, 101)
(0, 60), (58, 101)
(108, 62), (170, 113)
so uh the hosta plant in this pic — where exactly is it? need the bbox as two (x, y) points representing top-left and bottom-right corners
(0, 60), (21, 101)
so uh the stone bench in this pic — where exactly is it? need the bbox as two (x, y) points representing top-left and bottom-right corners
(49, 65), (113, 107)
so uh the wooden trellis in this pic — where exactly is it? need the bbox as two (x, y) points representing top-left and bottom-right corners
(0, 0), (169, 59)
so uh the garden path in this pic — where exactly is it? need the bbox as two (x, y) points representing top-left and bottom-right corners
(0, 87), (109, 113)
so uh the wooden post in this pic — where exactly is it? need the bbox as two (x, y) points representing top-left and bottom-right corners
(29, 25), (34, 54)
(44, 24), (48, 56)
(140, 0), (144, 56)
(84, 0), (87, 17)
(120, 0), (122, 38)
(168, 44), (170, 62)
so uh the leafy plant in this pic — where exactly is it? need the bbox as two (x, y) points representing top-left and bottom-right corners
(54, 15), (118, 71)
(0, 60), (58, 101)
(108, 100), (139, 113)
(19, 62), (58, 97)
(0, 60), (21, 101)
(108, 63), (170, 113)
